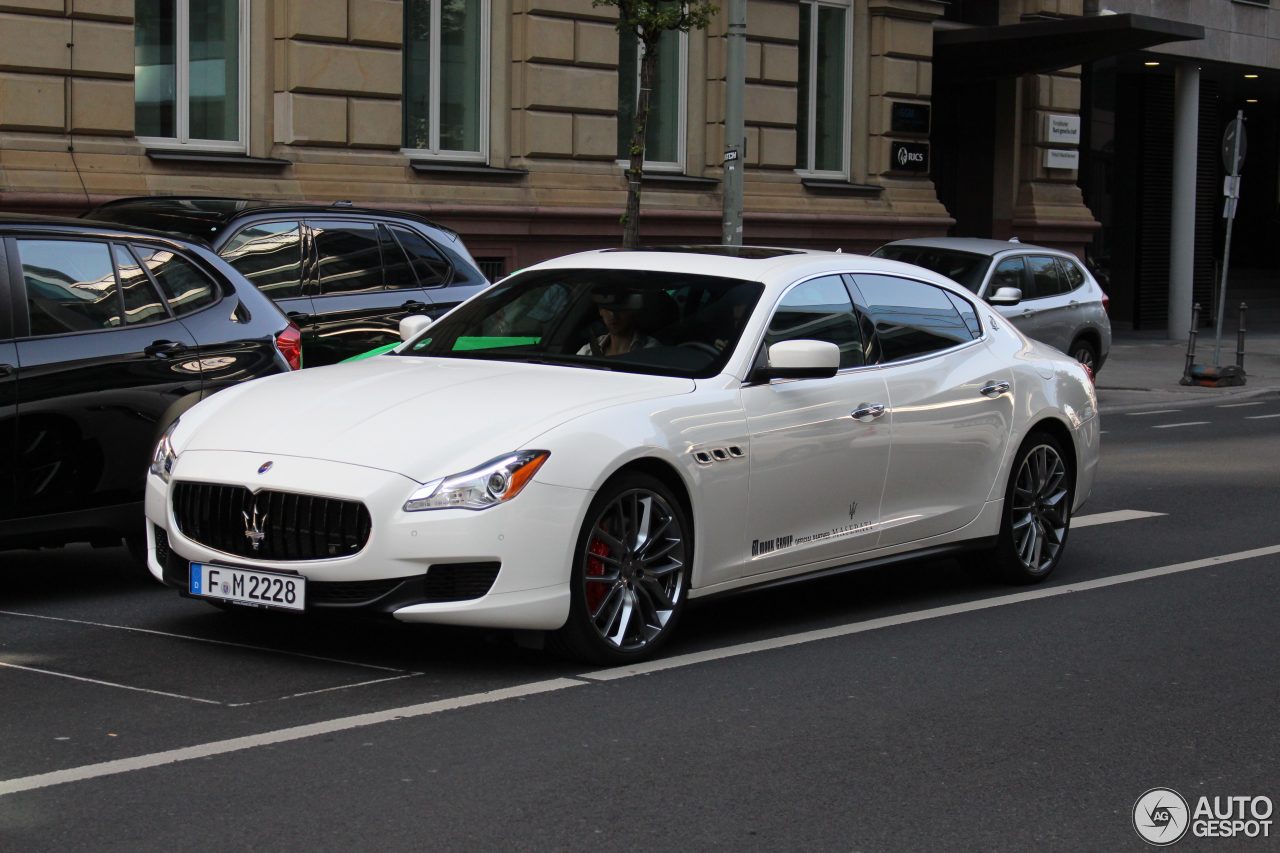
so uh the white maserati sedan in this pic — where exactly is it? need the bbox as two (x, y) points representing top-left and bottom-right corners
(144, 247), (1099, 663)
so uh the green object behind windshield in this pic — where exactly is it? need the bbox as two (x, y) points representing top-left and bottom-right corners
(452, 336), (540, 351)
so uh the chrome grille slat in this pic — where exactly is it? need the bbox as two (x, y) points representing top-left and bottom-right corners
(171, 482), (371, 561)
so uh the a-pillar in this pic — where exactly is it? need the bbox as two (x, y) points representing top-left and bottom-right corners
(1168, 62), (1199, 341)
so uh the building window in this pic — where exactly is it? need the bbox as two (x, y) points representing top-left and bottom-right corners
(617, 29), (687, 171)
(796, 0), (849, 176)
(134, 0), (247, 150)
(404, 0), (490, 160)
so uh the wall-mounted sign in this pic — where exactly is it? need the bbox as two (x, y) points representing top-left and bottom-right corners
(1044, 114), (1081, 145)
(1044, 148), (1080, 170)
(891, 102), (931, 135)
(890, 141), (930, 173)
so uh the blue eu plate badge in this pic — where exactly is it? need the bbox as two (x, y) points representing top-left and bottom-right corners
(190, 564), (202, 595)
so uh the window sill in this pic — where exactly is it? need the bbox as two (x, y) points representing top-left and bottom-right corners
(409, 161), (528, 177)
(800, 178), (884, 196)
(146, 150), (291, 168)
(640, 173), (719, 188)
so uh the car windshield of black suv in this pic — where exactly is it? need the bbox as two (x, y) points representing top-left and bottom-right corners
(400, 268), (764, 378)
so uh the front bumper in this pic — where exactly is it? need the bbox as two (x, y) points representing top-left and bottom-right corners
(145, 449), (588, 630)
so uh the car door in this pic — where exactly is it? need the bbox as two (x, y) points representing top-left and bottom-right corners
(0, 241), (16, 523)
(218, 218), (314, 350)
(8, 235), (201, 522)
(738, 275), (890, 580)
(851, 273), (1014, 547)
(1019, 254), (1073, 352)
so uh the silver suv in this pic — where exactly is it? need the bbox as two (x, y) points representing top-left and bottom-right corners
(873, 237), (1111, 373)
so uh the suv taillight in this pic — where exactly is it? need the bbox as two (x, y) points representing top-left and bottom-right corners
(1101, 292), (1110, 315)
(275, 323), (302, 370)
(1082, 362), (1095, 386)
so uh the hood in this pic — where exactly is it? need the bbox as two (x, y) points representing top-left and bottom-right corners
(181, 356), (694, 482)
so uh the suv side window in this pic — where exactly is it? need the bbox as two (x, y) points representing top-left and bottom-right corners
(1026, 255), (1066, 300)
(989, 256), (1026, 296)
(765, 275), (865, 369)
(113, 245), (170, 325)
(1058, 257), (1086, 291)
(130, 244), (219, 316)
(852, 274), (973, 363)
(391, 226), (451, 288)
(18, 239), (126, 335)
(312, 220), (383, 295)
(221, 221), (305, 299)
(378, 225), (416, 290)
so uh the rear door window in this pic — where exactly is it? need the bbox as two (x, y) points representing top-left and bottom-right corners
(114, 245), (170, 325)
(221, 221), (305, 299)
(1026, 255), (1066, 300)
(1058, 257), (1086, 291)
(130, 245), (220, 316)
(391, 226), (452, 288)
(852, 274), (974, 363)
(17, 239), (125, 335)
(311, 220), (383, 295)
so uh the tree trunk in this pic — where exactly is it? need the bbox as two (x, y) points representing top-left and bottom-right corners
(623, 38), (658, 249)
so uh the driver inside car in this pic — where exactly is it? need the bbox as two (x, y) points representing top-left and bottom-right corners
(577, 288), (661, 356)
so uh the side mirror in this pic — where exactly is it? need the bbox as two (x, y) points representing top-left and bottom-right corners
(399, 314), (433, 342)
(752, 340), (840, 383)
(988, 286), (1022, 306)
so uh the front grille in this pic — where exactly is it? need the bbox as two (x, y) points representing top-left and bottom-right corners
(424, 562), (501, 602)
(171, 482), (372, 561)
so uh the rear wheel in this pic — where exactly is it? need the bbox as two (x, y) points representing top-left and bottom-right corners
(987, 431), (1073, 584)
(1069, 337), (1098, 373)
(553, 473), (690, 664)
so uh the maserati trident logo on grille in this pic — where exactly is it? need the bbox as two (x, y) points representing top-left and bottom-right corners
(258, 461), (273, 475)
(242, 503), (268, 551)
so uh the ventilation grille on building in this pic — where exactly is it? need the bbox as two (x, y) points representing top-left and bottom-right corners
(476, 257), (507, 281)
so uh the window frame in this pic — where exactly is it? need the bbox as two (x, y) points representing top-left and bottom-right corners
(616, 28), (689, 174)
(134, 0), (250, 153)
(401, 0), (492, 162)
(795, 0), (853, 179)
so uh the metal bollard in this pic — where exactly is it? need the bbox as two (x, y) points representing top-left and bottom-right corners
(1182, 302), (1201, 383)
(1236, 301), (1248, 373)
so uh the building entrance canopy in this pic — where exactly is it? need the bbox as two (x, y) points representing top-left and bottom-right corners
(934, 13), (1204, 84)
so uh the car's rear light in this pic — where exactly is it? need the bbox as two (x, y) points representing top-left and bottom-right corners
(275, 323), (302, 370)
(1101, 292), (1110, 315)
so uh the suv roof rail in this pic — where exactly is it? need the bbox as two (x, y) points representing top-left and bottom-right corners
(332, 200), (354, 207)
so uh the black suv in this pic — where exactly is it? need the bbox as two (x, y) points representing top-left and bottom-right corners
(0, 215), (296, 554)
(87, 198), (490, 366)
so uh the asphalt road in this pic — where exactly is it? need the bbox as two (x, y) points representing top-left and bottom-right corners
(2, 393), (1278, 851)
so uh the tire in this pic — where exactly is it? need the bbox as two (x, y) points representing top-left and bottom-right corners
(552, 472), (691, 665)
(1069, 337), (1098, 373)
(986, 431), (1074, 585)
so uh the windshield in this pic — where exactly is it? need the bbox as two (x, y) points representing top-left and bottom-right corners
(872, 246), (990, 293)
(400, 268), (764, 378)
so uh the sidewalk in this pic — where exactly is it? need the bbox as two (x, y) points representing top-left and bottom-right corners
(1096, 329), (1280, 413)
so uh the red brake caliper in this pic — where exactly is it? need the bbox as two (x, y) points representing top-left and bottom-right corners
(586, 534), (610, 613)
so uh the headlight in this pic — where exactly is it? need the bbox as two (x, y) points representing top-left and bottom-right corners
(150, 419), (180, 483)
(404, 450), (550, 512)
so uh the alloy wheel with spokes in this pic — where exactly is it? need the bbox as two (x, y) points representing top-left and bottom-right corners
(986, 431), (1073, 584)
(555, 473), (690, 663)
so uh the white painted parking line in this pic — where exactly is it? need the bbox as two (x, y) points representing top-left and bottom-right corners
(0, 610), (416, 675)
(1152, 421), (1210, 429)
(1126, 409), (1177, 416)
(230, 674), (424, 707)
(1245, 413), (1280, 420)
(1072, 509), (1166, 529)
(0, 662), (221, 705)
(1217, 401), (1266, 408)
(5, 542), (1280, 798)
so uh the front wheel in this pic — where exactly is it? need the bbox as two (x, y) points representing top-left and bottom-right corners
(987, 432), (1074, 584)
(553, 473), (690, 664)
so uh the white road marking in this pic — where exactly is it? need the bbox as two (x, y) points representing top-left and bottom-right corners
(232, 674), (423, 706)
(1126, 409), (1177, 416)
(1072, 509), (1166, 529)
(0, 662), (220, 705)
(580, 543), (1280, 681)
(0, 610), (415, 675)
(5, 540), (1280, 798)
(1245, 413), (1280, 420)
(1217, 401), (1266, 408)
(0, 679), (585, 797)
(1152, 421), (1210, 429)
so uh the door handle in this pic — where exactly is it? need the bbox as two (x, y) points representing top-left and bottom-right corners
(400, 300), (430, 313)
(286, 311), (312, 325)
(0, 363), (14, 378)
(980, 381), (1011, 398)
(851, 403), (886, 422)
(144, 340), (189, 358)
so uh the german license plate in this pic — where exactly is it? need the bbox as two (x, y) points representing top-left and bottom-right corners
(190, 563), (305, 611)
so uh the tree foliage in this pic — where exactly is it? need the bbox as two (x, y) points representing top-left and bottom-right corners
(596, 0), (718, 248)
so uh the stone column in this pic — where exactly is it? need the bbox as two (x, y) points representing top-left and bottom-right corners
(1168, 62), (1198, 340)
